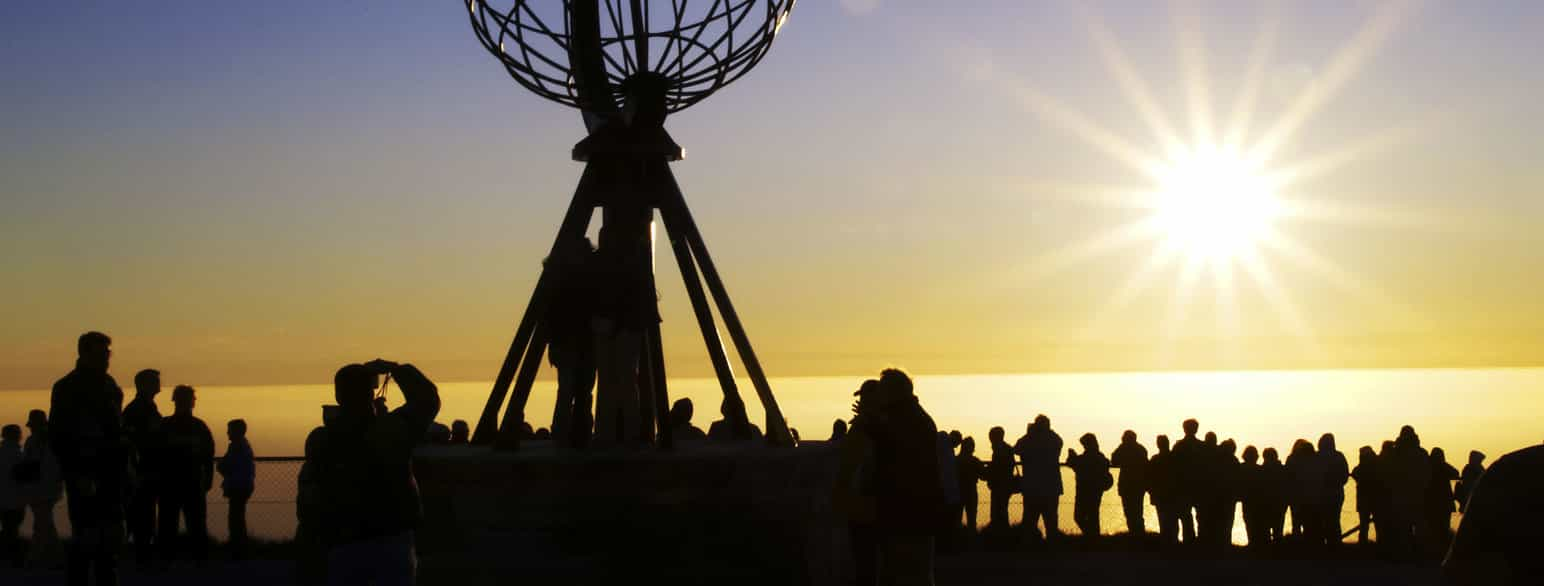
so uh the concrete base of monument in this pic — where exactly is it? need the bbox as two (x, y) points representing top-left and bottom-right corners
(413, 441), (846, 585)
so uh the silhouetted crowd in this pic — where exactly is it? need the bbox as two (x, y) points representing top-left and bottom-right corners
(6, 332), (1541, 586)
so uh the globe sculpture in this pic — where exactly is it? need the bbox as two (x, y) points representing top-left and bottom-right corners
(464, 0), (798, 449)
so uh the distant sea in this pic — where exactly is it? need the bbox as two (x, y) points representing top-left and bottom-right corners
(6, 368), (1535, 542)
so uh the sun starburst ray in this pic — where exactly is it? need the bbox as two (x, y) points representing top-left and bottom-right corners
(1173, 0), (1216, 146)
(993, 73), (1170, 180)
(1257, 227), (1427, 327)
(1222, 12), (1281, 151)
(1247, 0), (1411, 166)
(1081, 7), (1188, 159)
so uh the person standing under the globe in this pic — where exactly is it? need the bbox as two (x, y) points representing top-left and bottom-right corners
(591, 219), (657, 447)
(50, 331), (128, 586)
(546, 236), (599, 448)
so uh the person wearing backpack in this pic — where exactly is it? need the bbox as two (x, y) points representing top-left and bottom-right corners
(309, 359), (439, 585)
(1067, 433), (1113, 538)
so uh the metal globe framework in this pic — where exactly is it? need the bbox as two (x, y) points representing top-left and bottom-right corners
(464, 0), (800, 450)
(467, 0), (796, 114)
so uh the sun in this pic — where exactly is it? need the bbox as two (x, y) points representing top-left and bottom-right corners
(1151, 146), (1280, 263)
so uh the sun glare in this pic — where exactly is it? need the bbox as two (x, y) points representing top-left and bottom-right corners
(1152, 147), (1280, 262)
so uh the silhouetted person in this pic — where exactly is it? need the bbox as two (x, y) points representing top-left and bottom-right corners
(297, 409), (330, 585)
(1239, 446), (1266, 547)
(707, 396), (761, 442)
(1352, 445), (1381, 545)
(1149, 434), (1180, 544)
(1427, 447), (1460, 554)
(835, 371), (943, 585)
(20, 409), (63, 567)
(159, 384), (213, 562)
(449, 420), (470, 445)
(217, 419), (255, 559)
(1285, 438), (1322, 541)
(1067, 433), (1112, 537)
(423, 422), (450, 445)
(1319, 433), (1350, 546)
(936, 431), (961, 545)
(547, 236), (598, 449)
(829, 419), (848, 442)
(668, 398), (707, 442)
(1388, 426), (1431, 557)
(1377, 439), (1397, 551)
(1169, 419), (1204, 543)
(50, 331), (127, 586)
(956, 437), (983, 532)
(834, 380), (879, 586)
(121, 367), (164, 565)
(1015, 415), (1063, 544)
(985, 426), (1015, 533)
(591, 223), (657, 448)
(1193, 432), (1224, 544)
(311, 359), (439, 585)
(1217, 439), (1241, 547)
(0, 424), (23, 567)
(1442, 444), (1544, 585)
(1110, 430), (1148, 536)
(1454, 450), (1484, 514)
(1260, 447), (1289, 544)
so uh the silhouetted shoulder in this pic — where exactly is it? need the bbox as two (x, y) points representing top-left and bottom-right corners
(1444, 445), (1544, 585)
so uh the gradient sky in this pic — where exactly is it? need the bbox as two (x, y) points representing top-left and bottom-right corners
(3, 1), (1543, 389)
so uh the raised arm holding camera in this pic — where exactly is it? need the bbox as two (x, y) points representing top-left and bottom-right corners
(306, 358), (440, 585)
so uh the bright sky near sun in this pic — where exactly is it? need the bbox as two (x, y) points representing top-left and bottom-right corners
(3, 1), (1544, 389)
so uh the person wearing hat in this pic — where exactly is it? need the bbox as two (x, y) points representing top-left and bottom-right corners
(310, 358), (440, 585)
(157, 384), (214, 562)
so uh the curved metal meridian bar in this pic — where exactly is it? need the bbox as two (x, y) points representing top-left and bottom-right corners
(465, 0), (796, 114)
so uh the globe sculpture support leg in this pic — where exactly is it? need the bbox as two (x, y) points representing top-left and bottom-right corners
(471, 163), (603, 446)
(473, 153), (793, 450)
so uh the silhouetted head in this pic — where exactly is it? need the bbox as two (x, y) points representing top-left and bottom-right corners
(1182, 418), (1199, 437)
(1156, 434), (1170, 453)
(671, 398), (695, 427)
(334, 363), (379, 412)
(1121, 430), (1137, 444)
(830, 419), (847, 441)
(0, 424), (19, 444)
(1242, 446), (1259, 464)
(451, 420), (470, 442)
(1431, 447), (1447, 464)
(1034, 414), (1051, 430)
(77, 331), (112, 371)
(1318, 433), (1337, 452)
(1468, 450), (1485, 466)
(949, 430), (963, 448)
(1397, 425), (1419, 448)
(720, 395), (746, 418)
(852, 379), (882, 413)
(134, 369), (161, 398)
(1291, 438), (1314, 458)
(1080, 433), (1099, 452)
(878, 368), (913, 398)
(26, 409), (47, 431)
(171, 385), (196, 413)
(1263, 447), (1280, 464)
(227, 418), (247, 440)
(1381, 440), (1395, 456)
(989, 426), (1005, 444)
(1359, 445), (1376, 463)
(1204, 431), (1217, 446)
(960, 437), (975, 456)
(1220, 438), (1237, 457)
